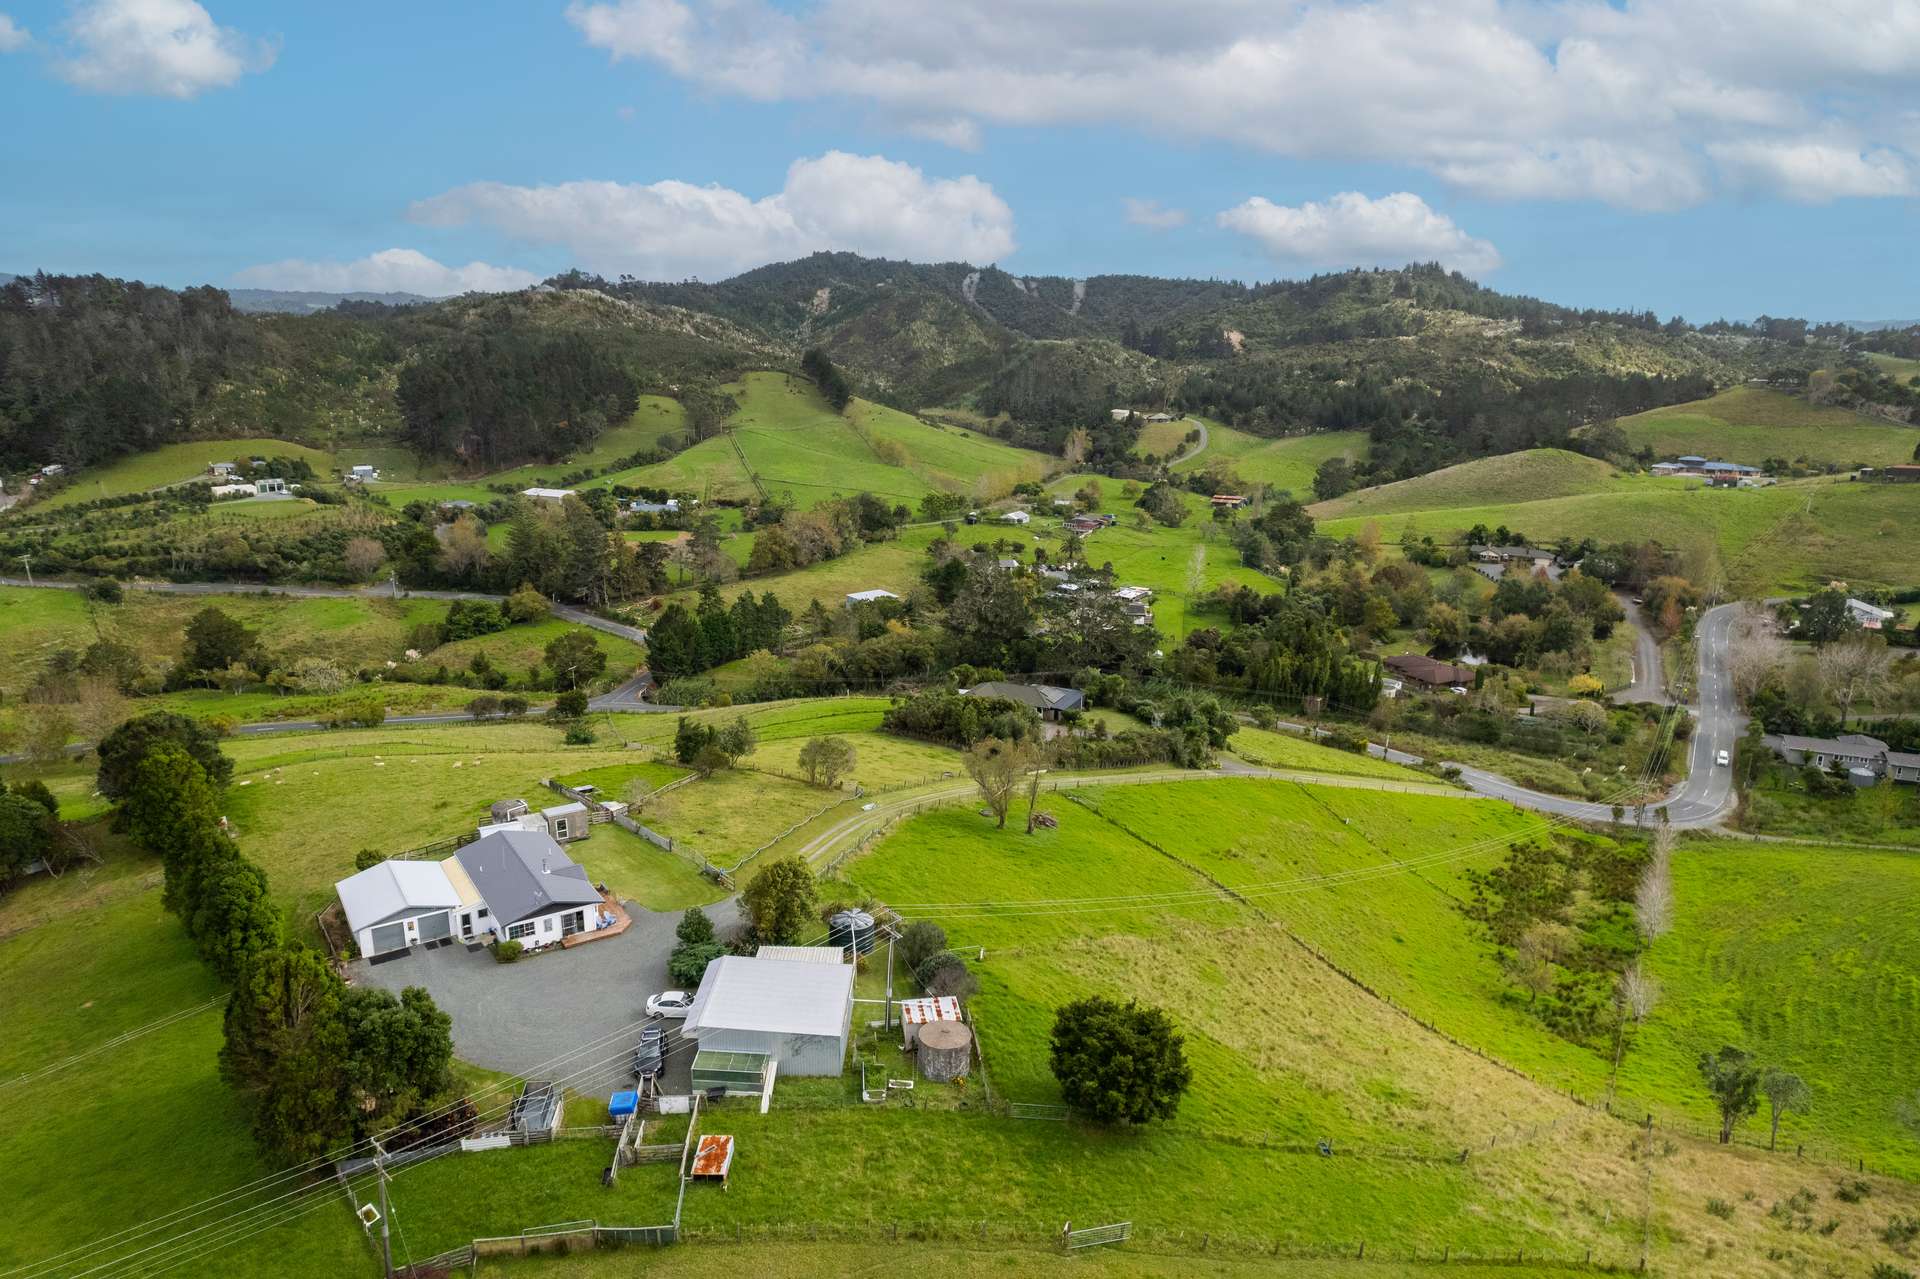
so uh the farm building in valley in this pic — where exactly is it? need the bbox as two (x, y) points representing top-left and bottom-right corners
(1383, 654), (1478, 690)
(333, 828), (608, 958)
(683, 954), (856, 1090)
(963, 680), (1086, 720)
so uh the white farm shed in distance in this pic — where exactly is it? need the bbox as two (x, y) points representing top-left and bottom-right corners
(683, 954), (855, 1084)
(335, 860), (463, 957)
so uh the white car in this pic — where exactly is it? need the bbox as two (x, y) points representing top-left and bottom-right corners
(646, 990), (694, 1019)
(1715, 749), (1730, 767)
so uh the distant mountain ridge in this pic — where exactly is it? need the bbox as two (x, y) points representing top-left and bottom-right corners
(226, 287), (436, 314)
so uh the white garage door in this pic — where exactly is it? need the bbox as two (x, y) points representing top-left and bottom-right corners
(370, 922), (407, 954)
(416, 912), (451, 943)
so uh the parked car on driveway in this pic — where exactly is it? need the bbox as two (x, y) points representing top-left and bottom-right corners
(632, 1023), (666, 1079)
(646, 990), (693, 1019)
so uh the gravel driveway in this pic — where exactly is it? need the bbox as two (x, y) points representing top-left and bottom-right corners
(350, 897), (741, 1097)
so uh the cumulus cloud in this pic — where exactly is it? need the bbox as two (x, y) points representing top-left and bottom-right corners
(1706, 138), (1913, 202)
(1123, 198), (1188, 231)
(53, 0), (274, 98)
(1218, 192), (1501, 275)
(232, 250), (539, 297)
(565, 0), (1920, 209)
(0, 13), (30, 52)
(409, 151), (1016, 280)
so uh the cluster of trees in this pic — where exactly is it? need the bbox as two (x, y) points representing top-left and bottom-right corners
(93, 711), (458, 1162)
(396, 331), (639, 467)
(1464, 829), (1655, 1048)
(897, 921), (978, 1001)
(645, 584), (793, 681)
(100, 715), (275, 981)
(800, 348), (853, 411)
(487, 497), (670, 604)
(880, 690), (1042, 747)
(672, 714), (757, 776)
(1166, 593), (1382, 713)
(0, 781), (61, 890)
(745, 494), (905, 574)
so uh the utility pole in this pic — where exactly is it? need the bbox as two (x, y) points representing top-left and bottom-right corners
(373, 1138), (392, 1278)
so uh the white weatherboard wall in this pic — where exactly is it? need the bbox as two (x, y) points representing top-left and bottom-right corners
(683, 956), (855, 1077)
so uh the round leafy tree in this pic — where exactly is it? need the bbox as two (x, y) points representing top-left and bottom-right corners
(1048, 996), (1192, 1125)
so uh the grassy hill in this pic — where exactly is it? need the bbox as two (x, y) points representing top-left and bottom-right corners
(1316, 472), (1920, 594)
(1310, 449), (1634, 520)
(1616, 386), (1918, 469)
(33, 438), (342, 510)
(601, 372), (1050, 507)
(1179, 423), (1370, 496)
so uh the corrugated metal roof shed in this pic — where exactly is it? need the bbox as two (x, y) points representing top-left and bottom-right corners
(753, 945), (847, 964)
(897, 995), (963, 1025)
(333, 860), (461, 935)
(684, 955), (854, 1039)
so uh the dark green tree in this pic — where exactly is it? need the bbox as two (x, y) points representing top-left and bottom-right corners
(897, 921), (947, 976)
(646, 604), (702, 680)
(1699, 1046), (1763, 1143)
(10, 778), (60, 818)
(673, 716), (716, 764)
(668, 941), (725, 986)
(740, 855), (818, 944)
(0, 793), (55, 885)
(220, 947), (355, 1162)
(545, 630), (608, 690)
(675, 907), (715, 946)
(800, 348), (853, 411)
(1049, 996), (1192, 1125)
(340, 985), (455, 1132)
(182, 607), (263, 675)
(96, 711), (233, 799)
(189, 855), (281, 982)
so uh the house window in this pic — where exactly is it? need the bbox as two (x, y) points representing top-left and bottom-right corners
(553, 818), (570, 839)
(477, 908), (489, 918)
(507, 922), (534, 941)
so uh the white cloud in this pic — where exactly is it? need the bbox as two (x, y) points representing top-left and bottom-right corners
(902, 116), (982, 151)
(53, 0), (274, 98)
(1707, 138), (1913, 202)
(1122, 198), (1188, 231)
(1218, 191), (1502, 275)
(409, 151), (1016, 280)
(232, 250), (539, 297)
(0, 13), (31, 52)
(565, 0), (1920, 209)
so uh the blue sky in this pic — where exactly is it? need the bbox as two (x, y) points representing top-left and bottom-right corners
(3, 0), (1919, 321)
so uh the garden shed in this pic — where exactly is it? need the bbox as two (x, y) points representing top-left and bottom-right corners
(682, 955), (855, 1079)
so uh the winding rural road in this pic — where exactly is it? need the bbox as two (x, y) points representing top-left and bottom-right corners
(1, 576), (1743, 828)
(1168, 417), (1209, 467)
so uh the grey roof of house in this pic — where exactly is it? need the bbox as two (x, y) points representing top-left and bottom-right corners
(541, 801), (588, 819)
(1768, 733), (1889, 756)
(965, 681), (1086, 712)
(455, 829), (601, 925)
(1886, 750), (1920, 769)
(334, 860), (462, 935)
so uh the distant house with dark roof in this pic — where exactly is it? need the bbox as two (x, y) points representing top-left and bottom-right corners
(1764, 732), (1919, 784)
(963, 681), (1085, 720)
(1384, 654), (1477, 689)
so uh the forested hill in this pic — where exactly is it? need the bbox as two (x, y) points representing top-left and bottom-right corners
(0, 274), (770, 473)
(0, 257), (1851, 487)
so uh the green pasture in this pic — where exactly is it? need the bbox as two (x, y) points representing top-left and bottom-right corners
(1178, 423), (1369, 497)
(1226, 725), (1435, 782)
(1311, 449), (1641, 521)
(1618, 386), (1918, 469)
(31, 437), (342, 510)
(598, 374), (1047, 507)
(1317, 474), (1920, 595)
(1624, 839), (1920, 1174)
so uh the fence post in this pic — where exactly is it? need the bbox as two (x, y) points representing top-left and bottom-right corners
(1357, 1241), (1365, 1259)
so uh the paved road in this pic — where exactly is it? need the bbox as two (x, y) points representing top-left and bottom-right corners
(0, 576), (649, 646)
(1612, 593), (1669, 706)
